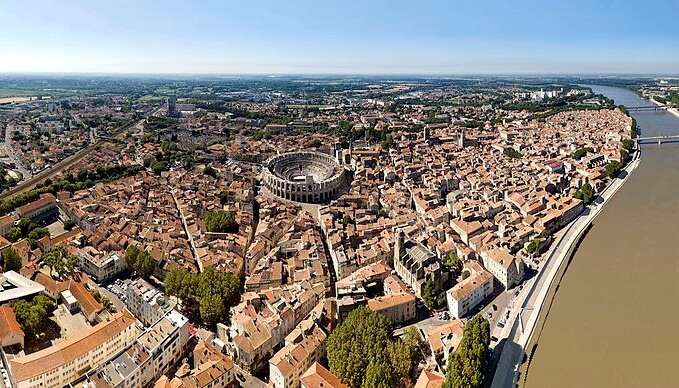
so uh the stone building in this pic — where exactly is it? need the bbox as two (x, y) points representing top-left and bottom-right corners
(393, 229), (444, 298)
(262, 151), (348, 204)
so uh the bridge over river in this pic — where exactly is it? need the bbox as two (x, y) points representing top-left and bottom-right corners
(635, 134), (679, 145)
(625, 105), (668, 111)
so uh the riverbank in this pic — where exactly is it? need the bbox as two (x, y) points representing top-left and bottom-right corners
(520, 85), (679, 388)
(491, 147), (641, 388)
(648, 95), (679, 119)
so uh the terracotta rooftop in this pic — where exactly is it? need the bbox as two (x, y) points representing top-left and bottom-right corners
(8, 309), (136, 382)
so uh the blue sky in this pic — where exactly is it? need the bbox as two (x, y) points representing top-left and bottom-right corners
(1, 0), (678, 74)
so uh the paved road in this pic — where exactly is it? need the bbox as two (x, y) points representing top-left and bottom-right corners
(490, 151), (641, 388)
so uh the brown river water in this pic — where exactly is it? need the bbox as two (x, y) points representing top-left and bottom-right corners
(524, 85), (679, 388)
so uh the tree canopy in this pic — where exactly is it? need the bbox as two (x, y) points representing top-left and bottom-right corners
(571, 147), (593, 160)
(326, 307), (422, 388)
(203, 210), (238, 233)
(13, 295), (56, 336)
(503, 147), (522, 159)
(574, 182), (594, 203)
(443, 252), (463, 284)
(41, 245), (77, 277)
(203, 164), (218, 178)
(605, 161), (621, 178)
(164, 266), (241, 327)
(422, 279), (446, 310)
(150, 159), (168, 175)
(526, 238), (544, 256)
(443, 315), (491, 388)
(124, 245), (155, 279)
(2, 247), (22, 272)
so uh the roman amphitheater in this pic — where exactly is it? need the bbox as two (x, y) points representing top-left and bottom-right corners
(262, 151), (348, 204)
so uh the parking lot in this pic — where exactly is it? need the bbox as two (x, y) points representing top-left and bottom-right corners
(100, 279), (127, 312)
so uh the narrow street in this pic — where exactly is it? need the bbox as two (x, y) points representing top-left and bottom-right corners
(171, 189), (203, 272)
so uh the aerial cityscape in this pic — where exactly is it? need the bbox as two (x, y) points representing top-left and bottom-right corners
(1, 2), (678, 388)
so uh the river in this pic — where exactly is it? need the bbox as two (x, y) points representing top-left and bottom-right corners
(524, 85), (679, 388)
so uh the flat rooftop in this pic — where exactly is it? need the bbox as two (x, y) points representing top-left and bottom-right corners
(0, 271), (46, 303)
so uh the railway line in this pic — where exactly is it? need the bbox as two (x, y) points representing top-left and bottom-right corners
(0, 118), (139, 200)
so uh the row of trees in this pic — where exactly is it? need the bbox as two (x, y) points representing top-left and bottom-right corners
(652, 93), (679, 106)
(164, 267), (241, 327)
(326, 306), (423, 388)
(443, 315), (491, 388)
(0, 164), (143, 217)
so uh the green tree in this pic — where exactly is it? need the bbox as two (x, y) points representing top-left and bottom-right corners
(91, 289), (112, 309)
(326, 306), (392, 388)
(163, 266), (240, 327)
(402, 327), (423, 356)
(203, 211), (238, 233)
(3, 247), (22, 271)
(14, 300), (43, 334)
(135, 250), (155, 279)
(622, 138), (634, 152)
(380, 134), (395, 151)
(17, 217), (33, 235)
(422, 279), (436, 310)
(571, 147), (593, 160)
(361, 360), (393, 388)
(150, 159), (167, 175)
(605, 161), (621, 178)
(7, 227), (22, 242)
(63, 219), (77, 231)
(33, 294), (56, 314)
(13, 295), (56, 336)
(27, 227), (49, 241)
(526, 238), (543, 255)
(125, 245), (154, 279)
(100, 295), (112, 309)
(443, 252), (463, 283)
(164, 266), (191, 299)
(41, 245), (77, 277)
(422, 280), (445, 310)
(199, 294), (225, 326)
(124, 245), (141, 269)
(203, 164), (218, 178)
(574, 182), (594, 203)
(443, 315), (491, 388)
(503, 147), (522, 159)
(341, 214), (353, 225)
(387, 340), (413, 386)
